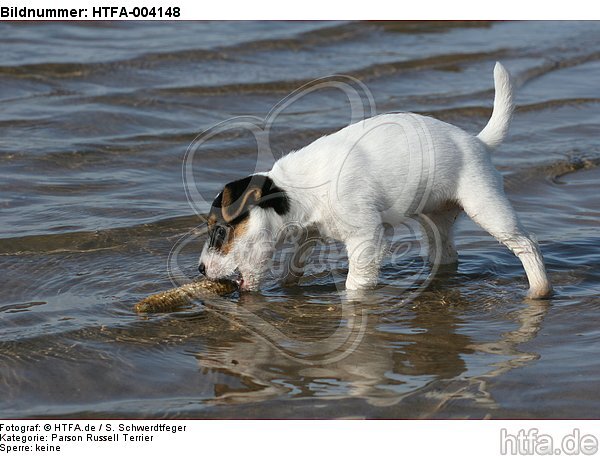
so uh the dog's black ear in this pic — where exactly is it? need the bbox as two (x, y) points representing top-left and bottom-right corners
(256, 176), (290, 216)
(217, 175), (289, 223)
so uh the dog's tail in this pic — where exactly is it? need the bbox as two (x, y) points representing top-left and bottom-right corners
(476, 62), (515, 149)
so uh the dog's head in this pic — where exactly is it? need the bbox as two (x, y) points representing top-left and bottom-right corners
(198, 174), (290, 290)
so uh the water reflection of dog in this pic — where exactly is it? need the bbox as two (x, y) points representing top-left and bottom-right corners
(192, 277), (550, 415)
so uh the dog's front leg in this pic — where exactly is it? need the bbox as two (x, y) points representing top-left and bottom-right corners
(281, 234), (318, 286)
(344, 234), (386, 290)
(278, 226), (320, 286)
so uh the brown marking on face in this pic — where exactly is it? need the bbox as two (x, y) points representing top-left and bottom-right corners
(207, 213), (218, 227)
(220, 218), (249, 255)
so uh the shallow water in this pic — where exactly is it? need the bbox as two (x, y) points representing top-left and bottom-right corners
(1, 21), (599, 419)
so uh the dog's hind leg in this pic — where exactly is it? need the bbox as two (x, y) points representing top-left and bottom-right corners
(421, 206), (462, 266)
(459, 179), (552, 299)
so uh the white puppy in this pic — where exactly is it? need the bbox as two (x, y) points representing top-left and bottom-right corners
(199, 62), (552, 299)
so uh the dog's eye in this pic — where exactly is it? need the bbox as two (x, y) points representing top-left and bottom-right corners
(209, 225), (230, 250)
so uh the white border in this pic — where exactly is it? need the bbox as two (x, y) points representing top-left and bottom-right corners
(1, 0), (597, 20)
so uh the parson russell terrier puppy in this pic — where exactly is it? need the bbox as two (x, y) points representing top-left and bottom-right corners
(198, 62), (553, 299)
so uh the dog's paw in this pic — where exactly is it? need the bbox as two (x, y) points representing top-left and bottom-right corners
(526, 284), (553, 300)
(345, 274), (378, 291)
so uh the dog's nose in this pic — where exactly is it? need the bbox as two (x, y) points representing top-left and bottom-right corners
(198, 263), (206, 276)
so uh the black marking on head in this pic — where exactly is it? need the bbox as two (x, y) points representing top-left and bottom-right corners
(206, 175), (289, 252)
(211, 175), (290, 224)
